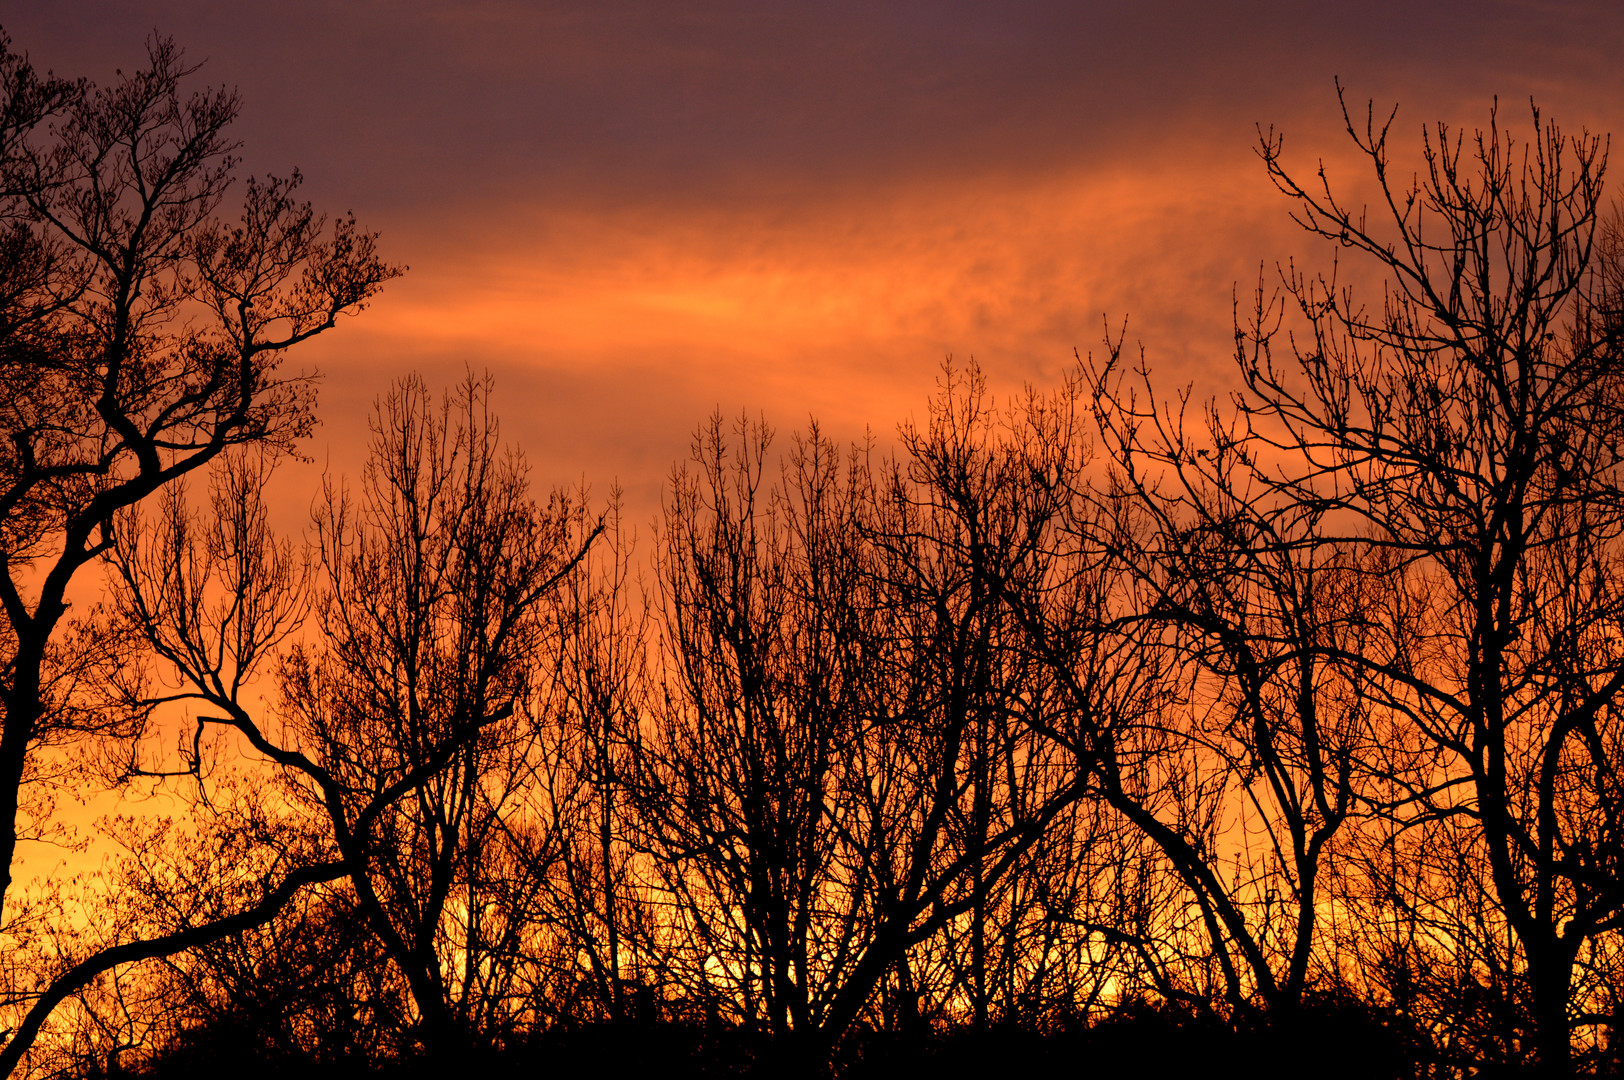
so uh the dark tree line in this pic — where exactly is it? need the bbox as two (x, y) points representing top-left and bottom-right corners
(2, 30), (1623, 1080)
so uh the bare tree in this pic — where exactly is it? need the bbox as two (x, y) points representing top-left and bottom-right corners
(97, 373), (601, 1067)
(1226, 90), (1624, 1077)
(1074, 345), (1383, 1029)
(275, 373), (599, 1057)
(529, 494), (650, 1025)
(633, 413), (872, 1051)
(0, 31), (398, 1074)
(46, 781), (409, 1077)
(631, 369), (1127, 1071)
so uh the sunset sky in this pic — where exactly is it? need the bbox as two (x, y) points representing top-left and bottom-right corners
(8, 0), (1624, 525)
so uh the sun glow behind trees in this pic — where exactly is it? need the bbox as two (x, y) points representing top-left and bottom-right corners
(5, 25), (1624, 1080)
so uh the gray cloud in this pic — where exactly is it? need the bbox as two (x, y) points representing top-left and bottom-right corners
(9, 0), (1622, 216)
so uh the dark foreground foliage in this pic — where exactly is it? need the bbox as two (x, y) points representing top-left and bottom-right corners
(115, 996), (1454, 1080)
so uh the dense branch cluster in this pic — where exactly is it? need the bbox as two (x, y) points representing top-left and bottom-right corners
(2, 34), (1623, 1080)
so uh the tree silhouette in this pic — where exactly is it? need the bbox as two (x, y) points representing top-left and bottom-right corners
(0, 32), (398, 1074)
(631, 371), (1132, 1070)
(1077, 336), (1380, 1028)
(274, 372), (599, 1058)
(529, 495), (650, 1026)
(7, 32), (1624, 1075)
(1226, 91), (1624, 1077)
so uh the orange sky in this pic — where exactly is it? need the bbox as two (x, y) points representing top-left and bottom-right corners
(13, 2), (1624, 540)
(7, 1), (1624, 885)
(281, 151), (1295, 519)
